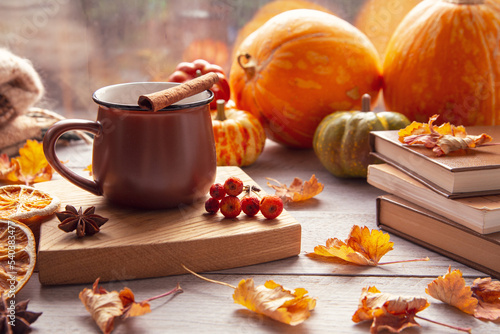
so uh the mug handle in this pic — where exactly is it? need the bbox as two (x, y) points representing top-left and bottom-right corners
(43, 119), (103, 196)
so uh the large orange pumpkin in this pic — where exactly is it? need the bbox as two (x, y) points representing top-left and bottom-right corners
(354, 0), (422, 58)
(383, 0), (500, 126)
(229, 9), (382, 148)
(232, 0), (333, 58)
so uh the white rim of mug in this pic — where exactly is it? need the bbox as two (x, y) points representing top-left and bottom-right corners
(92, 82), (215, 111)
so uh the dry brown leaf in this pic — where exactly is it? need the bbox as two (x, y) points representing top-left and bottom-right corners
(267, 174), (324, 202)
(79, 278), (182, 333)
(232, 278), (316, 326)
(352, 286), (430, 333)
(398, 115), (492, 156)
(426, 267), (500, 321)
(182, 265), (316, 326)
(311, 225), (394, 266)
(79, 278), (123, 334)
(471, 277), (500, 321)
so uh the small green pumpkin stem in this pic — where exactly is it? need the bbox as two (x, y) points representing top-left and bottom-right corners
(237, 53), (257, 80)
(215, 99), (227, 121)
(361, 94), (371, 112)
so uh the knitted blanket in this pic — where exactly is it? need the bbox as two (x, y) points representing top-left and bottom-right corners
(0, 48), (45, 154)
(0, 48), (44, 125)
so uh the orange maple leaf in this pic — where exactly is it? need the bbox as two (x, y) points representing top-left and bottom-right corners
(398, 115), (492, 156)
(311, 225), (394, 266)
(426, 267), (500, 321)
(425, 267), (477, 315)
(352, 286), (430, 333)
(2, 140), (53, 185)
(267, 174), (324, 203)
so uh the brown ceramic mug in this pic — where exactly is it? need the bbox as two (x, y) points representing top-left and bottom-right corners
(43, 82), (217, 209)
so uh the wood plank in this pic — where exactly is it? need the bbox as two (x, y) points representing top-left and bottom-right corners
(209, 211), (487, 278)
(35, 166), (301, 285)
(19, 273), (497, 333)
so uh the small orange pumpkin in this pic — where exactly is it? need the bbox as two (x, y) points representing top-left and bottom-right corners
(383, 0), (500, 126)
(212, 100), (266, 167)
(230, 9), (382, 148)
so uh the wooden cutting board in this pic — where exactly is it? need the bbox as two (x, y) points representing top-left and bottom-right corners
(35, 167), (301, 285)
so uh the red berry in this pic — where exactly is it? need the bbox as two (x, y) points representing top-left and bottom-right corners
(259, 195), (284, 219)
(220, 195), (242, 218)
(224, 177), (244, 196)
(209, 183), (226, 200)
(205, 197), (220, 214)
(241, 196), (260, 217)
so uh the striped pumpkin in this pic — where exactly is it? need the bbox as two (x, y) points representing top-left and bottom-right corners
(313, 95), (410, 178)
(383, 0), (500, 126)
(212, 100), (266, 167)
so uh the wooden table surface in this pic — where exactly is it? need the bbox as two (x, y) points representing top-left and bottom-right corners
(18, 139), (499, 333)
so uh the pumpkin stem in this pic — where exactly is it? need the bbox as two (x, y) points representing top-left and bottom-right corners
(237, 53), (256, 80)
(195, 69), (202, 77)
(215, 99), (227, 121)
(361, 94), (371, 112)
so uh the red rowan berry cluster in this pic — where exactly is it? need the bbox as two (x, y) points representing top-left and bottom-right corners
(204, 176), (284, 220)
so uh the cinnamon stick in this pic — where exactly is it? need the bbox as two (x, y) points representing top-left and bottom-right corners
(138, 72), (219, 112)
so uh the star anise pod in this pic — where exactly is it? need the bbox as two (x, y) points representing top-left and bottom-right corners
(0, 295), (42, 334)
(56, 205), (108, 237)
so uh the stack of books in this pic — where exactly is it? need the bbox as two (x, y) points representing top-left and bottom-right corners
(368, 127), (500, 279)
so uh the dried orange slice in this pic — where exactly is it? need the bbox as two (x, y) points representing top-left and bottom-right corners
(0, 185), (60, 223)
(0, 218), (36, 297)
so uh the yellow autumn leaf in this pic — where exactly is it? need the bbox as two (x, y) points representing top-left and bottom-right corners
(398, 115), (467, 140)
(311, 225), (394, 266)
(267, 174), (324, 203)
(397, 115), (491, 156)
(7, 140), (53, 185)
(232, 278), (316, 326)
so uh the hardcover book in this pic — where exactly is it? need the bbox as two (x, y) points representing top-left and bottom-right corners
(367, 163), (500, 234)
(370, 126), (500, 198)
(377, 194), (500, 279)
